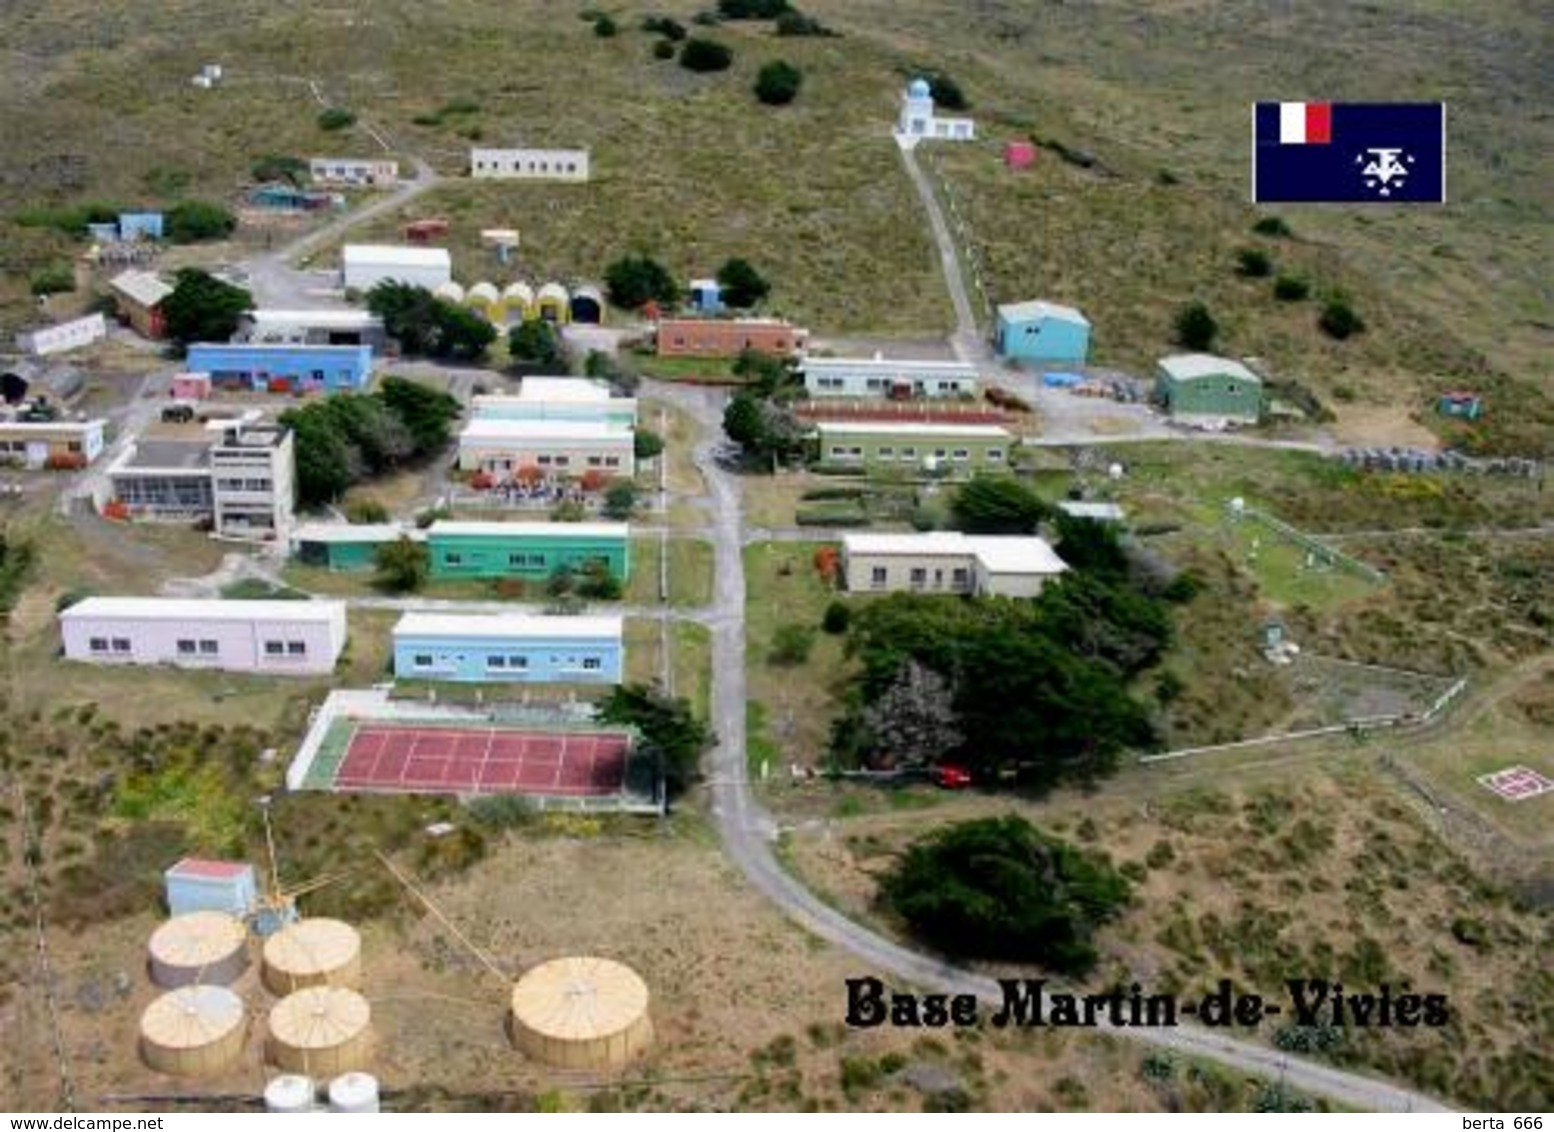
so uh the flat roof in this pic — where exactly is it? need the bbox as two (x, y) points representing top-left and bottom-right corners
(61, 597), (344, 622)
(1057, 501), (1126, 521)
(814, 421), (1012, 439)
(118, 440), (210, 471)
(248, 309), (385, 328)
(187, 342), (372, 356)
(802, 356), (979, 376)
(426, 520), (629, 540)
(460, 418), (634, 442)
(0, 418), (106, 435)
(167, 858), (252, 881)
(393, 612), (623, 640)
(1157, 353), (1262, 384)
(342, 244), (451, 267)
(842, 532), (1068, 575)
(109, 270), (173, 307)
(996, 299), (1090, 326)
(291, 523), (422, 544)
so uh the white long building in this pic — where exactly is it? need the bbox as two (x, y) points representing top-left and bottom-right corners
(457, 418), (635, 477)
(470, 377), (637, 426)
(341, 245), (451, 292)
(840, 532), (1067, 598)
(802, 355), (979, 399)
(470, 147), (590, 183)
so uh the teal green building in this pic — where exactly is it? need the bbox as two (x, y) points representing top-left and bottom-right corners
(425, 520), (631, 581)
(291, 524), (421, 571)
(1155, 354), (1264, 424)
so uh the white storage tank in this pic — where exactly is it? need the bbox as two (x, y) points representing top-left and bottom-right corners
(328, 1071), (382, 1113)
(263, 1074), (317, 1113)
(147, 911), (249, 988)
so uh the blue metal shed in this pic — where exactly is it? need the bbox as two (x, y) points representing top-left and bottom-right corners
(185, 342), (374, 392)
(996, 300), (1092, 365)
(164, 857), (259, 917)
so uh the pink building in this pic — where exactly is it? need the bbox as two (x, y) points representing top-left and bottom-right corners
(60, 597), (347, 675)
(171, 372), (212, 400)
(1004, 141), (1037, 169)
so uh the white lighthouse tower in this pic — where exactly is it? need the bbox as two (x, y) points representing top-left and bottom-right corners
(895, 77), (976, 146)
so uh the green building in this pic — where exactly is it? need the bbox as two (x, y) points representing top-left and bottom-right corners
(813, 421), (1013, 476)
(425, 520), (631, 581)
(291, 524), (421, 571)
(1155, 354), (1264, 424)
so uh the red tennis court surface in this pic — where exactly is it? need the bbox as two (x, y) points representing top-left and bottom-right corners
(1476, 765), (1554, 802)
(336, 724), (629, 797)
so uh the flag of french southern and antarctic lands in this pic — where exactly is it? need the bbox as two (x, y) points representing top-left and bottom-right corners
(1252, 102), (1446, 203)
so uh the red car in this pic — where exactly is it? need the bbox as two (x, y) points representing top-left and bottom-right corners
(931, 764), (973, 789)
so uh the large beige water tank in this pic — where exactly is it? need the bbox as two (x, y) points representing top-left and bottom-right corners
(262, 918), (362, 994)
(508, 956), (653, 1071)
(139, 985), (247, 1077)
(147, 911), (249, 988)
(267, 986), (372, 1076)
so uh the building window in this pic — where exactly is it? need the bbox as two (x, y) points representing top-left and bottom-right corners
(830, 446), (846, 458)
(176, 639), (197, 655)
(909, 567), (927, 588)
(89, 637), (109, 653)
(413, 654), (434, 668)
(198, 639), (218, 655)
(952, 567), (969, 587)
(866, 378), (883, 390)
(986, 449), (1004, 461)
(528, 553), (546, 567)
(508, 655), (528, 669)
(951, 449), (970, 462)
(487, 655), (507, 669)
(112, 638), (131, 652)
(554, 455), (569, 466)
(582, 658), (602, 671)
(604, 456), (620, 468)
(900, 447), (917, 460)
(1227, 383), (1239, 395)
(445, 553), (463, 566)
(68, 442), (82, 453)
(508, 553), (525, 566)
(878, 446), (894, 458)
(870, 566), (888, 589)
(286, 642), (306, 656)
(538, 455), (552, 466)
(264, 641), (285, 655)
(933, 448), (948, 459)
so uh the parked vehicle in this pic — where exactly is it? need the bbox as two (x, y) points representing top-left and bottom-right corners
(931, 764), (973, 789)
(160, 403), (196, 423)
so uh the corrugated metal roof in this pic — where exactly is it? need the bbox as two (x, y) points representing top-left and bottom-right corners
(167, 857), (252, 880)
(459, 418), (633, 441)
(61, 597), (343, 622)
(425, 520), (629, 540)
(342, 244), (451, 267)
(814, 421), (1011, 439)
(996, 299), (1090, 326)
(1156, 353), (1262, 384)
(109, 270), (173, 307)
(393, 612), (623, 640)
(290, 523), (421, 544)
(842, 532), (1068, 575)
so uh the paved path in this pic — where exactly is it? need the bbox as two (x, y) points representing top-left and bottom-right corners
(676, 366), (1452, 1111)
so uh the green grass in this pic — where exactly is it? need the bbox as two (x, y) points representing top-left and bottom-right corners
(220, 578), (310, 601)
(672, 621), (713, 721)
(747, 700), (781, 782)
(627, 536), (715, 607)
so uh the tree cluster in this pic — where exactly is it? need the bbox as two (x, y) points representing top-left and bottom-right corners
(281, 376), (460, 506)
(949, 475), (1052, 534)
(367, 281), (497, 360)
(164, 201), (237, 243)
(1174, 300), (1219, 351)
(680, 37), (734, 72)
(716, 257), (770, 308)
(598, 683), (713, 799)
(880, 815), (1132, 974)
(508, 319), (564, 369)
(832, 521), (1176, 788)
(604, 254), (680, 309)
(161, 268), (253, 346)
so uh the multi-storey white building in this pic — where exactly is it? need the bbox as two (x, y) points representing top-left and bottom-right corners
(210, 422), (295, 540)
(469, 147), (590, 183)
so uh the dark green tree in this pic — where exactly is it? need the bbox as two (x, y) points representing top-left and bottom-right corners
(160, 268), (253, 346)
(718, 0), (790, 16)
(250, 155), (309, 186)
(1273, 274), (1310, 301)
(508, 319), (563, 368)
(602, 480), (638, 519)
(753, 61), (803, 106)
(604, 254), (679, 309)
(317, 107), (356, 131)
(1318, 297), (1364, 339)
(1235, 248), (1272, 277)
(722, 392), (767, 450)
(377, 376), (461, 452)
(950, 476), (1051, 534)
(164, 201), (237, 243)
(598, 683), (713, 798)
(880, 816), (1132, 974)
(680, 37), (734, 72)
(642, 15), (687, 39)
(633, 428), (665, 460)
(280, 410), (358, 505)
(1173, 300), (1219, 351)
(927, 72), (968, 110)
(592, 13), (617, 36)
(717, 257), (771, 307)
(373, 537), (429, 593)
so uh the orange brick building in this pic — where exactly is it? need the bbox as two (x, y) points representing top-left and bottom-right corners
(655, 317), (808, 359)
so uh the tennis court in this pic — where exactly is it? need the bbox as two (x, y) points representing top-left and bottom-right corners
(305, 719), (631, 798)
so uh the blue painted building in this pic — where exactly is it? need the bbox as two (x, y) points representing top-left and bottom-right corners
(185, 343), (374, 393)
(392, 612), (624, 684)
(118, 212), (165, 241)
(163, 857), (259, 917)
(994, 300), (1092, 365)
(687, 278), (724, 315)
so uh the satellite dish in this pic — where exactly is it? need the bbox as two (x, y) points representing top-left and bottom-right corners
(1229, 496), (1246, 515)
(1108, 462), (1124, 480)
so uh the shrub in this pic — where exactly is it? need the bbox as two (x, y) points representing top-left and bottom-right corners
(1235, 248), (1272, 277)
(250, 154), (309, 186)
(552, 499), (587, 522)
(822, 601), (851, 635)
(602, 481), (637, 519)
(769, 623), (815, 665)
(1252, 215), (1293, 237)
(373, 537), (428, 593)
(345, 498), (389, 524)
(1173, 301), (1219, 350)
(927, 72), (968, 110)
(754, 60), (803, 106)
(54, 587), (93, 613)
(317, 107), (356, 131)
(680, 38), (734, 72)
(592, 13), (617, 36)
(164, 200), (237, 243)
(652, 40), (676, 59)
(642, 14), (687, 39)
(1273, 274), (1310, 301)
(717, 257), (772, 307)
(604, 254), (679, 309)
(776, 10), (835, 36)
(718, 0), (790, 15)
(634, 428), (665, 460)
(508, 319), (563, 368)
(29, 263), (74, 296)
(1318, 297), (1364, 339)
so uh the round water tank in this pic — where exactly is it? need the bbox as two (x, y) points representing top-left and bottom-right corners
(263, 1074), (316, 1113)
(509, 956), (653, 1071)
(328, 1071), (381, 1113)
(139, 985), (247, 1077)
(148, 911), (249, 988)
(267, 986), (372, 1076)
(262, 918), (362, 994)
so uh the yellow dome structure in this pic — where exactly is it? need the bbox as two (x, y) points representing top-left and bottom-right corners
(139, 985), (247, 1077)
(262, 918), (362, 995)
(535, 282), (570, 325)
(267, 986), (372, 1076)
(508, 956), (653, 1071)
(147, 911), (249, 989)
(502, 281), (536, 321)
(433, 280), (465, 304)
(465, 281), (501, 320)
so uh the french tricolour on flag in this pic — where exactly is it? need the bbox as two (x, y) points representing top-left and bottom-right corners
(1253, 101), (1446, 203)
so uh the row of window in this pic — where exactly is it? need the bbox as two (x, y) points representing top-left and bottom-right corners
(811, 377), (968, 392)
(0, 441), (84, 453)
(216, 478), (273, 492)
(475, 160), (582, 175)
(828, 445), (1003, 462)
(410, 653), (603, 671)
(869, 566), (970, 589)
(440, 552), (613, 569)
(91, 637), (307, 658)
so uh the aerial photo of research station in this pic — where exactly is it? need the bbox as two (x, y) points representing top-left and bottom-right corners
(0, 0), (1547, 1117)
